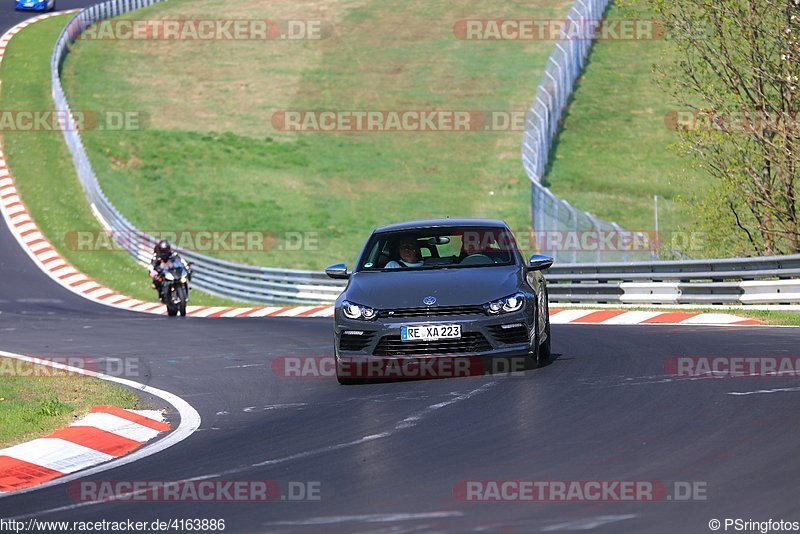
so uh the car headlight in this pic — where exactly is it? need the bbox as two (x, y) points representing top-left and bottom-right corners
(342, 300), (377, 320)
(484, 292), (526, 314)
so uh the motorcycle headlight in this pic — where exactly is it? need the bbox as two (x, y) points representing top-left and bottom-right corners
(164, 272), (175, 281)
(484, 292), (526, 315)
(342, 300), (377, 320)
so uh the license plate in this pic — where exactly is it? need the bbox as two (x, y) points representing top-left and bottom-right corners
(401, 324), (461, 342)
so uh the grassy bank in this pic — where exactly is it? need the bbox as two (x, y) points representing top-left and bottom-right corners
(62, 0), (574, 270)
(0, 356), (140, 448)
(544, 2), (708, 255)
(0, 15), (236, 306)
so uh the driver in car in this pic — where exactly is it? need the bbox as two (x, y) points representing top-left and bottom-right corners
(385, 238), (424, 269)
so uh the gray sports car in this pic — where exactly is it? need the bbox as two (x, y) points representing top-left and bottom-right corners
(326, 219), (553, 384)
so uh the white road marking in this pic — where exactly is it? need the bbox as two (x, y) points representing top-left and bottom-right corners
(549, 309), (598, 324)
(0, 438), (113, 474)
(396, 381), (496, 429)
(729, 387), (800, 396)
(266, 511), (464, 526)
(681, 313), (748, 325)
(243, 403), (308, 413)
(70, 413), (160, 443)
(0, 349), (199, 503)
(253, 433), (391, 468)
(601, 311), (663, 324)
(543, 514), (638, 531)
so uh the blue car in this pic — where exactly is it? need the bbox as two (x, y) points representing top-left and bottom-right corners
(15, 0), (55, 11)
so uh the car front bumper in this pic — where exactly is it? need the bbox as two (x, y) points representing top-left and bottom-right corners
(334, 307), (537, 360)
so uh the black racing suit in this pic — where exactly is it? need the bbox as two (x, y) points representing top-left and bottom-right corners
(149, 252), (190, 297)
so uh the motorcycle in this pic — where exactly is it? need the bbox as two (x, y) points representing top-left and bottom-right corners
(158, 258), (191, 317)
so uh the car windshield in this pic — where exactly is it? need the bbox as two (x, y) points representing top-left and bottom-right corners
(357, 226), (519, 272)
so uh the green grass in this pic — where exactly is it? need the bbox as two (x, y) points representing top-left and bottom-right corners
(61, 0), (575, 271)
(545, 2), (708, 255)
(737, 310), (800, 327)
(0, 357), (140, 448)
(0, 16), (240, 306)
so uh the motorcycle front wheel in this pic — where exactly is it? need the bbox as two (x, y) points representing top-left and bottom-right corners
(176, 286), (188, 317)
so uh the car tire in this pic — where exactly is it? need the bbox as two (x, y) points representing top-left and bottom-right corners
(528, 290), (551, 368)
(538, 315), (551, 367)
(537, 289), (551, 367)
(527, 306), (541, 369)
(337, 376), (358, 385)
(335, 352), (358, 385)
(336, 366), (361, 385)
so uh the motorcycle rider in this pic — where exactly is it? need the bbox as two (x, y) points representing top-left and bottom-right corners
(149, 240), (190, 296)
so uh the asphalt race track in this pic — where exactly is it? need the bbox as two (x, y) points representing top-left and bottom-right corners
(2, 6), (800, 534)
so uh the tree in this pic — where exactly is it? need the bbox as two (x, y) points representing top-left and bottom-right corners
(650, 0), (799, 256)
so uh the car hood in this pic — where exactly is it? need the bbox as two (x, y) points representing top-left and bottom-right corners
(342, 265), (525, 308)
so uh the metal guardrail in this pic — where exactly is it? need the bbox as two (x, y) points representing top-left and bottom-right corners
(548, 255), (800, 304)
(50, 1), (800, 307)
(52, 0), (345, 305)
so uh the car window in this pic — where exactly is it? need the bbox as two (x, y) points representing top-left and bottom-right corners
(357, 226), (518, 271)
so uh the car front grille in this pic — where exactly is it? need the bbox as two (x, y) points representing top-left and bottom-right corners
(488, 323), (530, 345)
(378, 305), (485, 319)
(339, 331), (376, 351)
(373, 332), (491, 356)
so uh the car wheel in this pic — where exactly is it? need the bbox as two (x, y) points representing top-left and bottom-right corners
(538, 314), (551, 367)
(336, 366), (361, 385)
(527, 305), (541, 369)
(337, 376), (359, 385)
(335, 352), (358, 385)
(537, 288), (551, 366)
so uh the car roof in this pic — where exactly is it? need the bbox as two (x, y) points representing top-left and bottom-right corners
(374, 218), (509, 233)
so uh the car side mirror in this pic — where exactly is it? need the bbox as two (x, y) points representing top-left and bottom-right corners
(325, 263), (350, 279)
(528, 254), (554, 271)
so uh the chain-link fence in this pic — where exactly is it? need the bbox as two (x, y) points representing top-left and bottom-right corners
(52, 0), (666, 306)
(52, 0), (346, 305)
(522, 0), (656, 264)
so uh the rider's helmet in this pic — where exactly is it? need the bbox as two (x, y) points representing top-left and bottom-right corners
(154, 240), (172, 261)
